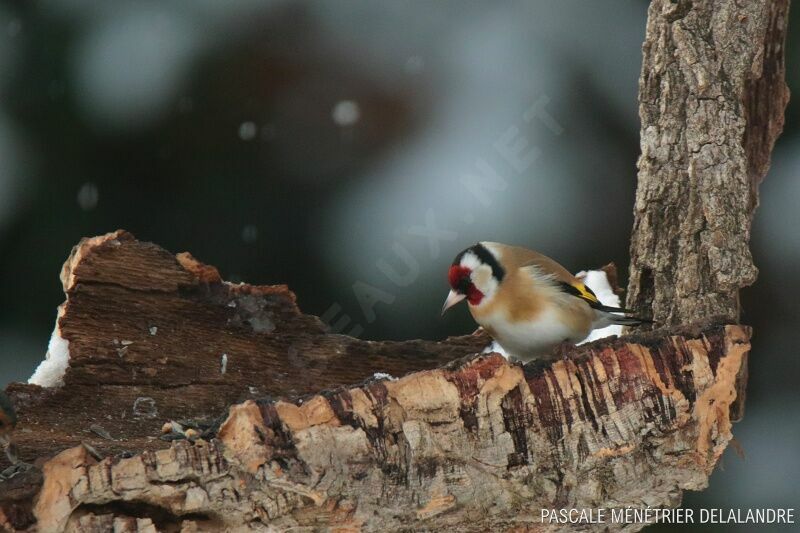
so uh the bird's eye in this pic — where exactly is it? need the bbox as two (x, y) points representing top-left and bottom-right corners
(448, 265), (472, 293)
(457, 275), (471, 294)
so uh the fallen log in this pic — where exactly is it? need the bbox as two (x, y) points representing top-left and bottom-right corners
(0, 232), (748, 532)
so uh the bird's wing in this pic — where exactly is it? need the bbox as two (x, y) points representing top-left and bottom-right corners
(554, 278), (639, 314)
(523, 258), (640, 313)
(483, 241), (634, 312)
(509, 247), (613, 310)
(487, 243), (646, 318)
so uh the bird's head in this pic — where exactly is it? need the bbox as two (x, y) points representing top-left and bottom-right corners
(442, 242), (505, 315)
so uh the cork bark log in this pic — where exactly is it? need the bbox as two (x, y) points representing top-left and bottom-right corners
(0, 0), (789, 531)
(627, 0), (789, 325)
(32, 325), (751, 533)
(0, 233), (752, 532)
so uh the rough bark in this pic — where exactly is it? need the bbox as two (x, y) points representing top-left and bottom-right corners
(19, 326), (751, 533)
(0, 232), (749, 532)
(2, 231), (487, 468)
(627, 0), (789, 325)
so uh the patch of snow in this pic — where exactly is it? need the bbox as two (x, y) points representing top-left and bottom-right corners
(149, 326), (158, 336)
(576, 269), (623, 344)
(238, 121), (256, 140)
(372, 372), (396, 381)
(332, 100), (360, 126)
(482, 340), (510, 359)
(29, 320), (70, 387)
(76, 182), (99, 210)
(220, 353), (228, 375)
(241, 224), (258, 243)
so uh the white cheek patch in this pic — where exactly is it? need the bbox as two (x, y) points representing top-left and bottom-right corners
(471, 264), (499, 301)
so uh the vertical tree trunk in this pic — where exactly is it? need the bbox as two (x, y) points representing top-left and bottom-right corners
(627, 0), (790, 326)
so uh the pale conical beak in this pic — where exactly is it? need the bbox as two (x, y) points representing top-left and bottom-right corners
(441, 290), (466, 315)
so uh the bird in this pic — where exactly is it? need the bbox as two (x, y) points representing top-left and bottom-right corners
(441, 242), (650, 362)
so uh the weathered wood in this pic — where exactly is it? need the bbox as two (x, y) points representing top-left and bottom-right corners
(627, 0), (789, 325)
(3, 230), (488, 469)
(0, 231), (489, 531)
(0, 232), (750, 532)
(29, 324), (749, 532)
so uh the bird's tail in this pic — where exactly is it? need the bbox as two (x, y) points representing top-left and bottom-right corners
(594, 305), (653, 326)
(607, 314), (652, 326)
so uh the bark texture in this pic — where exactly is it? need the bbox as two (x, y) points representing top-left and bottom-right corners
(627, 0), (790, 325)
(3, 231), (487, 468)
(0, 233), (749, 532)
(24, 326), (751, 532)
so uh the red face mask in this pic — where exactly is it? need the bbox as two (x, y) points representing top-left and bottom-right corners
(448, 265), (484, 305)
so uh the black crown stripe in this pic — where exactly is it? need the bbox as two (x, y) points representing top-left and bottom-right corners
(452, 243), (505, 283)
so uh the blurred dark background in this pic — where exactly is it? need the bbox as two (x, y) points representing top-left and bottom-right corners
(0, 1), (797, 528)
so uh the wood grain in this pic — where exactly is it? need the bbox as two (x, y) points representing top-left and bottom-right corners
(1, 230), (487, 481)
(26, 325), (750, 532)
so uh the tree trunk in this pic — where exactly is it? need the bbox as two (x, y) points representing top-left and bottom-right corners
(0, 1), (790, 531)
(627, 0), (789, 326)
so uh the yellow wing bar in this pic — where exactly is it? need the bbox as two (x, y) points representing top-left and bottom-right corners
(574, 282), (599, 303)
(558, 281), (600, 305)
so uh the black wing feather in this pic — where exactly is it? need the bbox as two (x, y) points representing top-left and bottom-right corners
(557, 281), (650, 318)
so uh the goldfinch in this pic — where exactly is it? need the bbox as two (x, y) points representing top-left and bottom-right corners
(441, 242), (650, 362)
